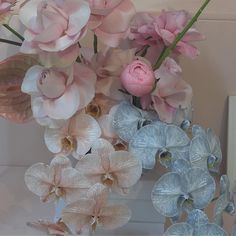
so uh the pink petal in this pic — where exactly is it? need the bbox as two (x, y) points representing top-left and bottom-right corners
(99, 205), (131, 229)
(70, 113), (101, 157)
(62, 199), (95, 232)
(109, 151), (142, 188)
(43, 83), (80, 120)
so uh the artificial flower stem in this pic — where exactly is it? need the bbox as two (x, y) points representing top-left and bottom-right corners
(93, 34), (98, 54)
(3, 24), (24, 41)
(0, 38), (22, 46)
(154, 0), (211, 70)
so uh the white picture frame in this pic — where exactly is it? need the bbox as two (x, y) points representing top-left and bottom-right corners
(227, 96), (236, 190)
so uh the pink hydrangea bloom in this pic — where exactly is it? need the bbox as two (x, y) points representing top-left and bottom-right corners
(21, 64), (96, 127)
(19, 0), (90, 53)
(88, 0), (136, 47)
(141, 57), (192, 123)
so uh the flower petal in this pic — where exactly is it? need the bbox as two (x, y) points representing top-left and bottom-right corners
(164, 223), (193, 236)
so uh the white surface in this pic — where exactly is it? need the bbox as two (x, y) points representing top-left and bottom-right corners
(0, 166), (164, 235)
(227, 96), (236, 191)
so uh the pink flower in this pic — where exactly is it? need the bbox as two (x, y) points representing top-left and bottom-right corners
(88, 0), (136, 47)
(62, 183), (131, 233)
(24, 156), (90, 203)
(19, 0), (90, 53)
(141, 58), (192, 123)
(0, 0), (25, 23)
(76, 138), (142, 195)
(153, 10), (205, 59)
(91, 48), (136, 100)
(21, 64), (96, 127)
(44, 113), (101, 159)
(121, 59), (155, 97)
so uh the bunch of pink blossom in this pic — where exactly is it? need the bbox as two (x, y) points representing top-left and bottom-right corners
(0, 0), (213, 234)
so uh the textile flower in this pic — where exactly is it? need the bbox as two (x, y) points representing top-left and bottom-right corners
(112, 102), (158, 143)
(24, 156), (90, 203)
(76, 138), (142, 195)
(153, 10), (205, 59)
(120, 59), (155, 97)
(141, 57), (192, 123)
(129, 121), (190, 169)
(44, 113), (101, 159)
(88, 0), (136, 47)
(21, 64), (96, 127)
(62, 183), (131, 233)
(190, 125), (222, 173)
(151, 167), (215, 217)
(164, 209), (227, 236)
(19, 0), (90, 53)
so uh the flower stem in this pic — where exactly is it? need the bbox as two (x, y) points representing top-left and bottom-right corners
(153, 0), (211, 70)
(3, 24), (24, 41)
(93, 34), (98, 54)
(0, 38), (22, 46)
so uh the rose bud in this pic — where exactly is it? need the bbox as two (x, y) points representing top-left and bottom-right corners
(120, 59), (155, 97)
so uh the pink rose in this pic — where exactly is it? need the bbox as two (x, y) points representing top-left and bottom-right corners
(19, 0), (90, 53)
(121, 59), (155, 97)
(21, 64), (96, 127)
(88, 0), (136, 47)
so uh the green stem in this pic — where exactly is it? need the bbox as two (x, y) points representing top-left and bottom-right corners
(93, 34), (98, 54)
(3, 24), (24, 41)
(154, 0), (211, 70)
(0, 38), (22, 46)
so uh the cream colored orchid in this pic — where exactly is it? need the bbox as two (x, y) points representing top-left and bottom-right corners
(76, 139), (142, 194)
(62, 183), (131, 234)
(24, 156), (90, 203)
(44, 113), (101, 159)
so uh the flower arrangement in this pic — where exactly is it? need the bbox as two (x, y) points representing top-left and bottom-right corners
(1, 0), (235, 235)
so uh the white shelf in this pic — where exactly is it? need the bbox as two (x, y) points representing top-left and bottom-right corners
(0, 166), (164, 235)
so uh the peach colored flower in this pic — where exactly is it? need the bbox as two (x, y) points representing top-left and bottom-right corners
(141, 57), (192, 123)
(24, 156), (90, 203)
(19, 0), (90, 53)
(44, 113), (101, 159)
(0, 54), (37, 123)
(21, 64), (96, 127)
(88, 0), (136, 47)
(121, 59), (155, 97)
(62, 183), (131, 233)
(76, 138), (142, 195)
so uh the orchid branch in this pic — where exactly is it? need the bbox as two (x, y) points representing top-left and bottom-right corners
(93, 34), (98, 54)
(0, 38), (22, 46)
(154, 0), (211, 70)
(3, 24), (24, 41)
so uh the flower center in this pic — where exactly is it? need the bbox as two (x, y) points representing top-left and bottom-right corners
(101, 173), (115, 187)
(50, 186), (65, 198)
(37, 69), (66, 99)
(85, 102), (102, 118)
(113, 141), (127, 151)
(61, 136), (75, 153)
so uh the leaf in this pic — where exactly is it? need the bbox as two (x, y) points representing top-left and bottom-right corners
(0, 54), (37, 123)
